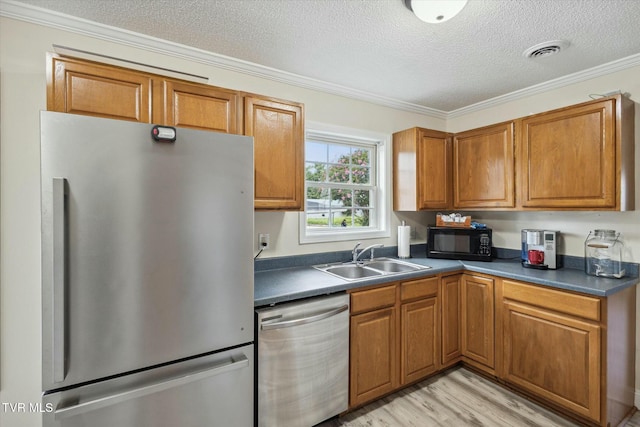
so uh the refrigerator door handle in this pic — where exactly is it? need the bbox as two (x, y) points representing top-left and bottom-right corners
(53, 354), (249, 420)
(52, 177), (67, 383)
(261, 304), (349, 330)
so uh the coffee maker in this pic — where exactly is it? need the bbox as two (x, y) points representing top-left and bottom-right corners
(521, 229), (559, 269)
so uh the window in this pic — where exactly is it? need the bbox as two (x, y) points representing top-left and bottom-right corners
(299, 122), (390, 244)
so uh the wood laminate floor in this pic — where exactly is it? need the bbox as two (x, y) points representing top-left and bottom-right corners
(318, 367), (640, 427)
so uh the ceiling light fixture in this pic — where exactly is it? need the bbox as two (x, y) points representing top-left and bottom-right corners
(404, 0), (469, 23)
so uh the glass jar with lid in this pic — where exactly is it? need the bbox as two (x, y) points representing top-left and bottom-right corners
(584, 230), (625, 278)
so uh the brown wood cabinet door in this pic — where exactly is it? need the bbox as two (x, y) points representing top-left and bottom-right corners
(441, 274), (462, 365)
(502, 300), (601, 422)
(244, 96), (304, 210)
(350, 307), (398, 407)
(453, 122), (514, 208)
(163, 80), (240, 133)
(518, 99), (615, 208)
(47, 54), (152, 123)
(401, 297), (439, 384)
(392, 128), (451, 211)
(461, 274), (495, 368)
(418, 130), (452, 210)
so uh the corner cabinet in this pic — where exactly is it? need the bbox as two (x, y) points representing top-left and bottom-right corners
(517, 95), (635, 210)
(440, 274), (462, 367)
(46, 53), (305, 211)
(392, 127), (452, 210)
(244, 96), (305, 211)
(453, 122), (515, 209)
(461, 274), (495, 373)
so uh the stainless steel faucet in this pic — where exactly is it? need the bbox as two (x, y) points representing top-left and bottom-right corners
(352, 242), (384, 263)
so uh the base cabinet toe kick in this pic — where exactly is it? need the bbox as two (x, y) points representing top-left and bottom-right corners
(344, 272), (636, 427)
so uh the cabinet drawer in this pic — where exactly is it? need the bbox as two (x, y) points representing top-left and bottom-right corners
(400, 277), (438, 302)
(350, 285), (397, 314)
(502, 280), (600, 322)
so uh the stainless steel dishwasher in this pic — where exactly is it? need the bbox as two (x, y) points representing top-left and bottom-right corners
(256, 293), (350, 427)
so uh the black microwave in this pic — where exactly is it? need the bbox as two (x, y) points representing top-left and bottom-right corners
(427, 227), (492, 261)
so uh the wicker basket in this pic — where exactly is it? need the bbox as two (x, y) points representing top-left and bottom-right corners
(436, 214), (471, 228)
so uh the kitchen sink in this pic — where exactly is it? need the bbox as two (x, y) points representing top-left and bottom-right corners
(314, 257), (430, 281)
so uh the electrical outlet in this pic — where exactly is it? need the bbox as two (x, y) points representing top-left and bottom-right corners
(258, 233), (270, 250)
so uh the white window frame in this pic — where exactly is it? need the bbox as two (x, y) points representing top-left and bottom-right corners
(299, 121), (390, 244)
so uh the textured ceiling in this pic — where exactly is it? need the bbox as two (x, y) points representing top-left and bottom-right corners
(7, 0), (640, 112)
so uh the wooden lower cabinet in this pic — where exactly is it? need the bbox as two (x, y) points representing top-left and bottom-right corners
(440, 274), (462, 366)
(400, 277), (440, 385)
(349, 277), (440, 408)
(502, 299), (601, 421)
(348, 273), (635, 427)
(498, 279), (636, 427)
(349, 285), (398, 407)
(461, 274), (495, 371)
(350, 307), (398, 407)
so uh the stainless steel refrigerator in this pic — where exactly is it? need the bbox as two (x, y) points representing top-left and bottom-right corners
(40, 111), (255, 427)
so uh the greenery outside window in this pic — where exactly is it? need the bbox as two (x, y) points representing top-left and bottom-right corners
(300, 122), (390, 244)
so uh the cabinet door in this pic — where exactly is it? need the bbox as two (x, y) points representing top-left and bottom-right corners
(47, 54), (152, 123)
(518, 99), (615, 208)
(418, 130), (452, 209)
(401, 297), (439, 384)
(441, 275), (462, 365)
(502, 301), (601, 422)
(392, 128), (451, 211)
(244, 96), (304, 210)
(453, 122), (514, 208)
(350, 307), (398, 407)
(461, 274), (495, 369)
(163, 80), (240, 133)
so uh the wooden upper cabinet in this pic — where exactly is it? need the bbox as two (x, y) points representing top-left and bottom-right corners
(244, 96), (304, 210)
(163, 80), (240, 133)
(47, 53), (153, 123)
(392, 127), (452, 211)
(453, 122), (515, 209)
(518, 95), (635, 210)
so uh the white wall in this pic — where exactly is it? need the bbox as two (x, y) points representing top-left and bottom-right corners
(1, 14), (639, 427)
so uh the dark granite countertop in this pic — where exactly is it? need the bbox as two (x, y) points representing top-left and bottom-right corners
(254, 249), (639, 307)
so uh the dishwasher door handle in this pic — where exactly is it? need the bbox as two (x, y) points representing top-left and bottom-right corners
(261, 304), (349, 330)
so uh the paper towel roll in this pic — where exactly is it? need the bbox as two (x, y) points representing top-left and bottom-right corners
(398, 225), (411, 259)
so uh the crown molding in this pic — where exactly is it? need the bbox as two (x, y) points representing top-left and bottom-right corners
(2, 0), (639, 121)
(447, 52), (640, 118)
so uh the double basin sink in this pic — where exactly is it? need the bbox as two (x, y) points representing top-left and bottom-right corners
(313, 257), (431, 281)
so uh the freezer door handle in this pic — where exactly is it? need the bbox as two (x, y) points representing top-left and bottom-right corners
(52, 177), (67, 383)
(261, 304), (349, 330)
(54, 354), (250, 420)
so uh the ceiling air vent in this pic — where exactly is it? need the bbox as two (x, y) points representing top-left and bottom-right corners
(523, 40), (570, 58)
